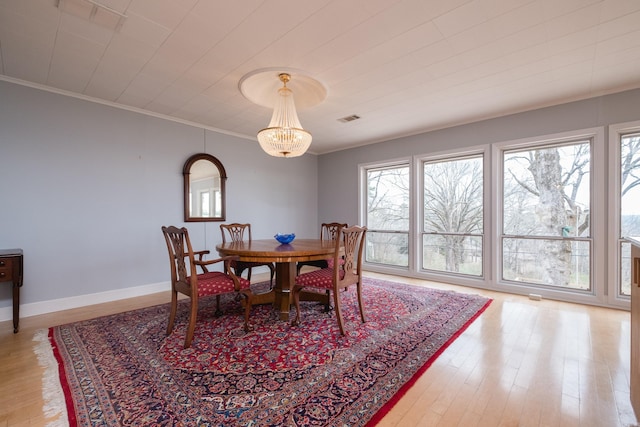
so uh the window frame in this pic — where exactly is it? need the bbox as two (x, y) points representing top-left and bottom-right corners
(491, 127), (606, 306)
(608, 120), (640, 307)
(501, 139), (593, 293)
(359, 157), (413, 273)
(417, 148), (488, 280)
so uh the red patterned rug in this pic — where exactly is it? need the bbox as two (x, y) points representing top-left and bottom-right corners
(35, 277), (491, 426)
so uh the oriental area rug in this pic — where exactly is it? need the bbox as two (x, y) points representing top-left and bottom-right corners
(34, 278), (491, 427)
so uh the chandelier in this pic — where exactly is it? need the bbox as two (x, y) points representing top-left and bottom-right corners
(256, 73), (312, 158)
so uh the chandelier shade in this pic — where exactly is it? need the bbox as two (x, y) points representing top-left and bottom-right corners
(256, 73), (312, 158)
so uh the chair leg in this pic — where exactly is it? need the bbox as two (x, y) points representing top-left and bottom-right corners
(324, 290), (332, 312)
(269, 264), (275, 287)
(242, 290), (253, 332)
(166, 290), (178, 336)
(291, 285), (302, 327)
(184, 296), (198, 349)
(333, 289), (346, 336)
(215, 295), (222, 317)
(356, 280), (366, 323)
(246, 267), (252, 283)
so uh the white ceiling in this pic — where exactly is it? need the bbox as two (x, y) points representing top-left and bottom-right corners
(1, 0), (640, 155)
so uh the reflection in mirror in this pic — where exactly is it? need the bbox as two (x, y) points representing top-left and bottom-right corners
(183, 153), (227, 222)
(190, 159), (220, 217)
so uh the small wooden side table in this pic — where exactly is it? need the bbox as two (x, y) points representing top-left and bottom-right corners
(0, 249), (23, 333)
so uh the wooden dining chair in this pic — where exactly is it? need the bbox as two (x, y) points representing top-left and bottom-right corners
(296, 222), (347, 275)
(291, 225), (367, 335)
(162, 226), (254, 348)
(220, 223), (275, 288)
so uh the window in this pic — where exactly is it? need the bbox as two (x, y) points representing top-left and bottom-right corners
(501, 140), (591, 291)
(364, 164), (410, 267)
(618, 132), (640, 296)
(200, 191), (211, 217)
(357, 128), (614, 307)
(421, 155), (484, 276)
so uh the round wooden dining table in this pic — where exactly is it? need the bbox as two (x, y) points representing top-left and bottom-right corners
(216, 239), (336, 321)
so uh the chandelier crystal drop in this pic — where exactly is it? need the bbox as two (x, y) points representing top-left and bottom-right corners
(257, 73), (312, 158)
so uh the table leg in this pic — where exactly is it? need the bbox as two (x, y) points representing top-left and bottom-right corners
(252, 261), (331, 321)
(12, 281), (20, 333)
(273, 262), (295, 321)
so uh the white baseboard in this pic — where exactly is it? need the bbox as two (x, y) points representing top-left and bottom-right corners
(0, 281), (170, 322)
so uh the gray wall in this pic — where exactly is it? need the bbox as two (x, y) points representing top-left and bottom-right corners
(0, 80), (318, 313)
(317, 88), (640, 229)
(2, 79), (639, 316)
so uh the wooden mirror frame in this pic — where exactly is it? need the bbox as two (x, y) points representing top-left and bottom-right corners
(183, 153), (227, 222)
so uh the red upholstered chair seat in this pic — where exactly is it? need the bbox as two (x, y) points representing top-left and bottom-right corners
(191, 272), (251, 296)
(294, 267), (345, 290)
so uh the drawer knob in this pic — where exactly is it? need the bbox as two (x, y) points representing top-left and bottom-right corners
(0, 272), (5, 278)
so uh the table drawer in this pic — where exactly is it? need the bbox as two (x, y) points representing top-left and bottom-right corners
(0, 258), (14, 281)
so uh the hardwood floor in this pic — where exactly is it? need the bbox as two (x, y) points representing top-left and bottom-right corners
(0, 271), (638, 426)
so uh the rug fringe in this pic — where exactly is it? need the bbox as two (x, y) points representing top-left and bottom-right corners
(33, 328), (70, 427)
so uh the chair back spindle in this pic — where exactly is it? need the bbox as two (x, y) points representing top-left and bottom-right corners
(296, 222), (347, 275)
(220, 223), (275, 287)
(292, 225), (367, 335)
(220, 223), (252, 243)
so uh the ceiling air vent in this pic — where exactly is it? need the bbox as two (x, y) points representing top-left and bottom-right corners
(337, 115), (361, 123)
(56, 0), (127, 31)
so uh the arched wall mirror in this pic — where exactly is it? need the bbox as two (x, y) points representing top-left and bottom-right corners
(183, 153), (227, 222)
